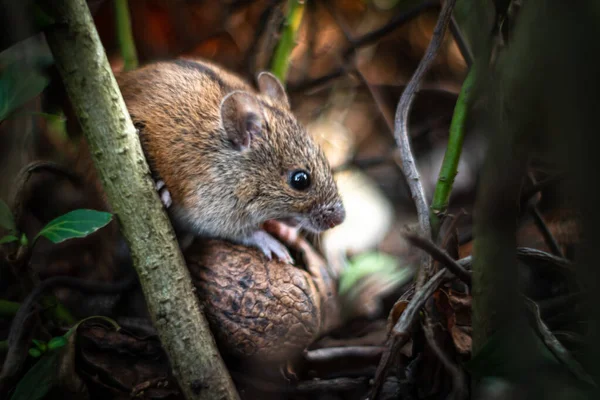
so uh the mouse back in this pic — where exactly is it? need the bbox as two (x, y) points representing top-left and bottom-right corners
(113, 58), (345, 236)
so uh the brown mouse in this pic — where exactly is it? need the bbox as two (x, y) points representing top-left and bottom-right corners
(78, 58), (345, 263)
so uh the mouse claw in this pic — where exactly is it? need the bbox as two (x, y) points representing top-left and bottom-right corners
(242, 230), (294, 264)
(155, 179), (172, 208)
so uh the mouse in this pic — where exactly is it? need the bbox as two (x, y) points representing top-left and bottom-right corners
(76, 58), (345, 263)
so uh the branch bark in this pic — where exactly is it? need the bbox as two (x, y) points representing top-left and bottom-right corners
(42, 1), (239, 398)
(393, 0), (456, 289)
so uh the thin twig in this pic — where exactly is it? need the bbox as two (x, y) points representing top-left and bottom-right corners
(404, 233), (472, 286)
(526, 298), (596, 387)
(458, 247), (572, 271)
(529, 206), (565, 258)
(525, 174), (565, 258)
(423, 313), (467, 399)
(289, 2), (438, 93)
(304, 346), (385, 363)
(342, 1), (439, 60)
(439, 209), (466, 253)
(333, 154), (394, 173)
(9, 161), (82, 232)
(394, 0), (457, 288)
(448, 16), (473, 67)
(321, 3), (395, 132)
(232, 373), (369, 393)
(0, 274), (137, 386)
(245, 0), (285, 76)
(291, 377), (370, 393)
(370, 268), (448, 399)
(520, 174), (563, 204)
(537, 293), (582, 319)
(288, 66), (347, 92)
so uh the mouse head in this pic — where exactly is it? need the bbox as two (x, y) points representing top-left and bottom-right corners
(218, 72), (345, 233)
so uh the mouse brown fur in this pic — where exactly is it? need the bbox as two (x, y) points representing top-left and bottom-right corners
(75, 58), (344, 261)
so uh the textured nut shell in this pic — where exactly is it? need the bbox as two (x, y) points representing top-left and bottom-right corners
(186, 240), (322, 362)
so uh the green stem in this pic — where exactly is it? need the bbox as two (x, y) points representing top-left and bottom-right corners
(429, 66), (476, 237)
(114, 0), (138, 71)
(270, 0), (305, 83)
(0, 340), (7, 353)
(0, 299), (20, 317)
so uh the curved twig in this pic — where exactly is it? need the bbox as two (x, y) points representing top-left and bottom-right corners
(342, 1), (439, 60)
(394, 0), (457, 289)
(304, 346), (385, 363)
(457, 247), (572, 272)
(423, 313), (467, 399)
(370, 268), (448, 399)
(529, 206), (565, 258)
(231, 373), (370, 394)
(449, 16), (473, 67)
(289, 2), (439, 93)
(526, 298), (595, 387)
(404, 233), (472, 286)
(0, 274), (138, 389)
(9, 160), (82, 233)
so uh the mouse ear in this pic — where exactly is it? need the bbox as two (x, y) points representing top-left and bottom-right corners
(220, 91), (264, 151)
(257, 72), (290, 109)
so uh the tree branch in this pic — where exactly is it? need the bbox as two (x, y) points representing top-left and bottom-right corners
(42, 1), (239, 398)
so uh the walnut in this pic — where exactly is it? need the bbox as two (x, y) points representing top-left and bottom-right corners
(186, 237), (340, 363)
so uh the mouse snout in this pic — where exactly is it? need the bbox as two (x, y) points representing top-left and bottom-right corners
(315, 200), (345, 230)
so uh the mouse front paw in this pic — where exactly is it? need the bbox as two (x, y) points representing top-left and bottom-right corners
(155, 179), (172, 208)
(242, 230), (294, 264)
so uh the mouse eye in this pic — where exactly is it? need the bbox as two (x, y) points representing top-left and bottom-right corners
(289, 170), (311, 191)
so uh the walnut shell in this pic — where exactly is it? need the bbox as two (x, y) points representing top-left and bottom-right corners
(186, 239), (334, 363)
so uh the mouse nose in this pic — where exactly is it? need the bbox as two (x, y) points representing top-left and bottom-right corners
(323, 200), (345, 228)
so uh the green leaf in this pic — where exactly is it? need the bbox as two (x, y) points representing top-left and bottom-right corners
(33, 209), (112, 244)
(28, 348), (42, 358)
(0, 299), (20, 317)
(19, 233), (28, 247)
(31, 339), (46, 352)
(0, 235), (18, 245)
(338, 251), (411, 295)
(0, 62), (50, 122)
(10, 350), (60, 400)
(64, 316), (120, 339)
(47, 336), (67, 350)
(0, 199), (15, 231)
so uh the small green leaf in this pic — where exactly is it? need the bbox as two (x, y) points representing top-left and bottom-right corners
(0, 62), (50, 122)
(64, 315), (120, 339)
(34, 209), (112, 244)
(0, 299), (20, 317)
(338, 251), (411, 295)
(28, 348), (42, 358)
(31, 339), (46, 352)
(0, 199), (15, 231)
(0, 235), (18, 244)
(11, 350), (60, 400)
(20, 233), (28, 247)
(47, 336), (67, 350)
